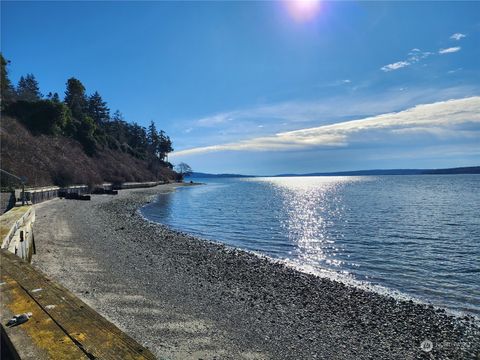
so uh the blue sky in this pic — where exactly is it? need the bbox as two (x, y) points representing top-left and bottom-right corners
(2, 1), (480, 175)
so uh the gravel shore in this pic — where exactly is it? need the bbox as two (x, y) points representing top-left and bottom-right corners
(32, 184), (480, 359)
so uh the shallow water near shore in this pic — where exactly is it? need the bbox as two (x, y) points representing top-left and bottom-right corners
(142, 175), (480, 317)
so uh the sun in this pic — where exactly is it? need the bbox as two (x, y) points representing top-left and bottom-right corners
(285, 0), (322, 22)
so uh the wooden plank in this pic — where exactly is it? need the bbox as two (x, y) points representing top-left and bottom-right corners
(0, 206), (31, 243)
(1, 250), (156, 360)
(0, 274), (88, 359)
(1, 205), (35, 263)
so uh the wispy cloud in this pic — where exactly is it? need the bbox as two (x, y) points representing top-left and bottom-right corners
(381, 61), (410, 72)
(172, 97), (480, 157)
(192, 87), (466, 130)
(380, 49), (432, 72)
(450, 33), (466, 41)
(408, 48), (433, 61)
(448, 68), (463, 74)
(439, 47), (461, 54)
(173, 86), (479, 150)
(197, 113), (234, 126)
(380, 33), (465, 71)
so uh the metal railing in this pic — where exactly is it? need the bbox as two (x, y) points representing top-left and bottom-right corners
(0, 169), (26, 205)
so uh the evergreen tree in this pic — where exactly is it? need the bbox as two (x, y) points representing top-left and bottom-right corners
(2, 59), (176, 166)
(0, 53), (16, 108)
(87, 91), (110, 125)
(108, 110), (127, 144)
(46, 92), (60, 102)
(147, 121), (160, 158)
(129, 122), (148, 153)
(112, 109), (124, 122)
(17, 74), (42, 102)
(7, 100), (72, 135)
(158, 130), (173, 161)
(64, 77), (87, 119)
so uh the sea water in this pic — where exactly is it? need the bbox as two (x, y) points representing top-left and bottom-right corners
(141, 175), (480, 316)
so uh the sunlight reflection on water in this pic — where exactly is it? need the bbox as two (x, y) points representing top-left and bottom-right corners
(253, 177), (365, 272)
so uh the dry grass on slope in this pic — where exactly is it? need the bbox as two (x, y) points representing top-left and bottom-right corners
(1, 116), (175, 187)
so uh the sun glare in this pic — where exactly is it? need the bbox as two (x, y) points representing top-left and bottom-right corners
(285, 0), (322, 22)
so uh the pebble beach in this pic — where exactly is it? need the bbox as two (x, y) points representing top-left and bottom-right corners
(32, 183), (480, 359)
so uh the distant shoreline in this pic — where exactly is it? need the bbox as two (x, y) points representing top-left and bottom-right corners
(31, 184), (480, 359)
(189, 166), (480, 179)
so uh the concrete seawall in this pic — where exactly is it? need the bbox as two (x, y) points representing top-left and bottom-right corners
(21, 181), (167, 205)
(0, 191), (16, 215)
(24, 185), (88, 204)
(0, 205), (36, 262)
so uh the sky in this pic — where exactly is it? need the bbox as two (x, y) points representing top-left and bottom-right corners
(2, 1), (480, 175)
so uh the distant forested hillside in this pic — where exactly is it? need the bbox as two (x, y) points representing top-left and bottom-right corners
(275, 167), (480, 177)
(0, 54), (178, 187)
(188, 172), (252, 178)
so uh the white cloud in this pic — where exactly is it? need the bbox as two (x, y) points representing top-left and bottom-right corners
(439, 47), (461, 54)
(197, 113), (234, 126)
(381, 49), (432, 72)
(381, 61), (410, 72)
(448, 68), (463, 74)
(172, 97), (480, 157)
(450, 33), (466, 41)
(380, 35), (464, 72)
(407, 50), (432, 62)
(173, 85), (479, 150)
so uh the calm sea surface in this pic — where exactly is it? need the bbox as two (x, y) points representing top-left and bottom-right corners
(141, 175), (480, 316)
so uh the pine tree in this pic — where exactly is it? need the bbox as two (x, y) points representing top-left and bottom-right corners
(109, 110), (126, 144)
(87, 91), (110, 125)
(129, 122), (148, 153)
(64, 77), (87, 119)
(158, 130), (173, 161)
(1, 53), (16, 108)
(17, 73), (42, 102)
(112, 110), (124, 122)
(46, 92), (60, 102)
(147, 121), (160, 158)
(52, 92), (60, 102)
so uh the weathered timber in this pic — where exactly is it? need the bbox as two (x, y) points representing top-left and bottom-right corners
(0, 250), (156, 360)
(0, 205), (35, 262)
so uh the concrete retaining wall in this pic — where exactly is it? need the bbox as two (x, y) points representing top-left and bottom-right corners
(23, 185), (88, 204)
(97, 181), (165, 190)
(11, 182), (165, 206)
(0, 206), (36, 262)
(0, 192), (16, 215)
(116, 181), (163, 189)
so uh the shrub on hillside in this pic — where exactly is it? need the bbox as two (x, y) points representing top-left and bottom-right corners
(6, 100), (72, 135)
(52, 166), (75, 187)
(74, 115), (98, 156)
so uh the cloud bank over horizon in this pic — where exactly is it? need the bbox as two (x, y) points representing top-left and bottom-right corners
(172, 97), (480, 158)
